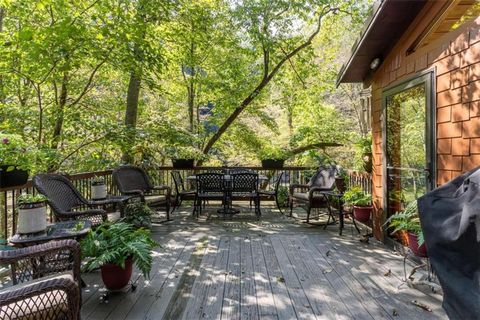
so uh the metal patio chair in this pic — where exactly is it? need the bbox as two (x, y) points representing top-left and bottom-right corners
(171, 171), (196, 212)
(258, 171), (285, 214)
(230, 172), (261, 217)
(194, 173), (225, 217)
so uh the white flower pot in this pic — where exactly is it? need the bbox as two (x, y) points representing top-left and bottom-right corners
(17, 203), (47, 234)
(92, 184), (107, 199)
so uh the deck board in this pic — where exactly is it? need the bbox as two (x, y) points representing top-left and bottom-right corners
(80, 204), (447, 320)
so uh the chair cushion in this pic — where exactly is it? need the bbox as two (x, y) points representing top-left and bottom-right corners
(291, 192), (329, 206)
(0, 273), (75, 320)
(144, 195), (167, 204)
(197, 192), (224, 200)
(108, 211), (121, 222)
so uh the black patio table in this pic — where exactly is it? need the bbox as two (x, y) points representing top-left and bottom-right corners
(320, 191), (361, 235)
(187, 173), (268, 215)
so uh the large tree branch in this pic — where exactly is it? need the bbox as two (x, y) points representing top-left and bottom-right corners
(55, 134), (108, 169)
(199, 6), (339, 161)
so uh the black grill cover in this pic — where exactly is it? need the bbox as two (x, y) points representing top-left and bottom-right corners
(418, 167), (480, 320)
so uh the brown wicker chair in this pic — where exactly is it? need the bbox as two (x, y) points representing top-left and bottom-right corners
(289, 166), (339, 223)
(33, 174), (120, 226)
(0, 240), (81, 320)
(113, 166), (172, 220)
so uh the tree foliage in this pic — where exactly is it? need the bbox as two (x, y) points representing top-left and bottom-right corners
(0, 0), (372, 172)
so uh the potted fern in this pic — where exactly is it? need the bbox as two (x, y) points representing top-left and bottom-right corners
(343, 186), (372, 223)
(385, 201), (426, 257)
(81, 222), (158, 290)
(121, 202), (154, 228)
(335, 168), (349, 193)
(16, 194), (48, 234)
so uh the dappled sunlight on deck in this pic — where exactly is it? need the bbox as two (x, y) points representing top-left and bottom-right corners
(80, 204), (446, 319)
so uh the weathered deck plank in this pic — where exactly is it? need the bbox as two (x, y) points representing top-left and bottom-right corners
(78, 205), (447, 320)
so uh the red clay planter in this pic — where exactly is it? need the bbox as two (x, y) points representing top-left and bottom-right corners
(353, 205), (372, 223)
(407, 232), (427, 257)
(101, 258), (133, 291)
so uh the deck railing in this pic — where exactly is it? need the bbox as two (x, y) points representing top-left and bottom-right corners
(0, 167), (371, 238)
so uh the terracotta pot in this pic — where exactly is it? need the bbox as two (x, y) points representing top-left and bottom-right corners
(261, 159), (284, 169)
(172, 159), (195, 169)
(407, 232), (427, 257)
(101, 257), (133, 291)
(353, 205), (372, 223)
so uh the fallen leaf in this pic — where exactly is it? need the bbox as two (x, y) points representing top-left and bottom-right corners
(277, 276), (285, 283)
(322, 268), (333, 274)
(384, 269), (392, 277)
(392, 309), (399, 316)
(411, 300), (432, 312)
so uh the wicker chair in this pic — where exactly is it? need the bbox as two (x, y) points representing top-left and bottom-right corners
(289, 166), (339, 223)
(0, 240), (81, 320)
(258, 171), (285, 214)
(194, 173), (225, 216)
(171, 171), (196, 212)
(33, 174), (120, 226)
(113, 166), (172, 220)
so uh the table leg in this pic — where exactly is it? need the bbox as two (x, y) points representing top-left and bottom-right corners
(339, 204), (344, 236)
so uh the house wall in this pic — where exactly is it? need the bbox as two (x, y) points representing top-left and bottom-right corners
(368, 2), (480, 240)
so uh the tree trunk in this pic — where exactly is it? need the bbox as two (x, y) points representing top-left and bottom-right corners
(188, 79), (195, 132)
(51, 73), (68, 150)
(122, 71), (142, 164)
(0, 7), (5, 104)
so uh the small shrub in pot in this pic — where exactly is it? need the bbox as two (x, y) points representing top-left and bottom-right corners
(17, 194), (48, 234)
(342, 186), (372, 223)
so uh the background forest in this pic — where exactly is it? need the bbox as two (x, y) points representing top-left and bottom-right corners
(0, 0), (373, 173)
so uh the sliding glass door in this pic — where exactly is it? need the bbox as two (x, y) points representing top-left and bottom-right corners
(383, 72), (435, 217)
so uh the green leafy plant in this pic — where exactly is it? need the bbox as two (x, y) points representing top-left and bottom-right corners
(356, 133), (372, 154)
(81, 222), (158, 279)
(335, 167), (349, 182)
(0, 134), (37, 172)
(165, 146), (207, 161)
(342, 186), (371, 207)
(121, 202), (154, 228)
(257, 145), (291, 161)
(384, 201), (424, 246)
(91, 176), (105, 186)
(17, 194), (47, 205)
(276, 185), (289, 207)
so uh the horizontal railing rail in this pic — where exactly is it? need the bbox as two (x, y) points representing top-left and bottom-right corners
(0, 167), (371, 239)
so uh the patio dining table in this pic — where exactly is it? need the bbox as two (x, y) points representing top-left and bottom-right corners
(186, 173), (269, 215)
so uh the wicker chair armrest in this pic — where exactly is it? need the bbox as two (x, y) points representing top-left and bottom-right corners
(121, 190), (145, 202)
(289, 184), (309, 194)
(58, 208), (107, 219)
(152, 185), (172, 197)
(0, 275), (80, 320)
(0, 240), (81, 285)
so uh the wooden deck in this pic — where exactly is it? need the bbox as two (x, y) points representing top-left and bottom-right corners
(81, 204), (447, 320)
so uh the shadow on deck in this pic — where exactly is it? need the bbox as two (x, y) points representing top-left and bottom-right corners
(81, 203), (446, 320)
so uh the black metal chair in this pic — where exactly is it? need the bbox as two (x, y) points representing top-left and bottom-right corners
(171, 171), (196, 212)
(259, 171), (285, 214)
(228, 167), (254, 174)
(113, 166), (171, 220)
(33, 173), (120, 226)
(194, 173), (225, 217)
(289, 166), (339, 223)
(231, 172), (261, 217)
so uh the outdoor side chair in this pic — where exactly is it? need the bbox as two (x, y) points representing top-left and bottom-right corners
(289, 166), (339, 223)
(0, 240), (81, 320)
(258, 171), (285, 214)
(33, 173), (121, 226)
(171, 171), (196, 212)
(194, 173), (225, 217)
(231, 172), (261, 217)
(113, 165), (172, 220)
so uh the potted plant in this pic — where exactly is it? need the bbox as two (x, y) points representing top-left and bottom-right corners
(258, 146), (290, 169)
(356, 134), (372, 173)
(81, 222), (158, 290)
(0, 134), (35, 188)
(16, 194), (48, 234)
(121, 202), (154, 228)
(385, 201), (426, 257)
(335, 168), (349, 193)
(343, 186), (372, 223)
(166, 146), (206, 169)
(91, 176), (107, 200)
